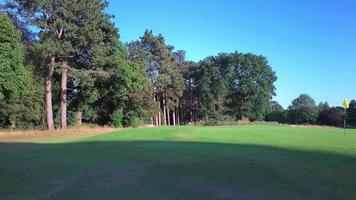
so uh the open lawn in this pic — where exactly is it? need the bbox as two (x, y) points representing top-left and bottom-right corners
(1, 125), (356, 200)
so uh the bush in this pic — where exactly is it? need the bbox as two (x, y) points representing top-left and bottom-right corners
(265, 111), (285, 123)
(200, 115), (235, 126)
(129, 116), (141, 128)
(109, 109), (124, 127)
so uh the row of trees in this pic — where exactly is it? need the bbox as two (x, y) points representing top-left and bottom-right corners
(2, 1), (351, 130)
(266, 94), (356, 127)
(0, 0), (277, 130)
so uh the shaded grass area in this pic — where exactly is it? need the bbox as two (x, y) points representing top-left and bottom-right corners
(1, 125), (356, 200)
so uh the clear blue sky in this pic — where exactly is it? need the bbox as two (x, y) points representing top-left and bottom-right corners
(107, 0), (356, 108)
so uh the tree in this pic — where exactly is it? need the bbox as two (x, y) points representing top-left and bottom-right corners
(192, 57), (227, 120)
(270, 101), (284, 112)
(265, 101), (285, 123)
(127, 30), (185, 126)
(318, 107), (344, 127)
(347, 100), (356, 127)
(93, 42), (147, 126)
(223, 53), (277, 121)
(0, 13), (30, 103)
(287, 94), (318, 124)
(0, 13), (43, 129)
(317, 101), (330, 114)
(0, 13), (32, 128)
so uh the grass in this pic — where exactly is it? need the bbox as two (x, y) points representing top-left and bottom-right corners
(1, 125), (356, 199)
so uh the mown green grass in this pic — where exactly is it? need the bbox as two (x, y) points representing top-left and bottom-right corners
(1, 125), (356, 200)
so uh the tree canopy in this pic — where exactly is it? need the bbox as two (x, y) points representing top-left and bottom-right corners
(0, 13), (30, 102)
(287, 94), (318, 124)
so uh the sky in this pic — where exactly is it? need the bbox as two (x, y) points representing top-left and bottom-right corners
(106, 0), (356, 108)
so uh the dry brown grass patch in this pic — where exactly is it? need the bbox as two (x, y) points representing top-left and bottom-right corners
(0, 125), (118, 140)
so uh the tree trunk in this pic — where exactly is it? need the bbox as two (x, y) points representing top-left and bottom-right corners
(45, 57), (55, 130)
(75, 110), (82, 126)
(158, 111), (161, 126)
(167, 109), (171, 126)
(152, 96), (156, 126)
(60, 62), (68, 129)
(162, 95), (167, 126)
(172, 108), (176, 126)
(177, 106), (180, 125)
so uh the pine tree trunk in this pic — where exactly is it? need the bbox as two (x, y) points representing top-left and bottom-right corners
(167, 109), (171, 126)
(194, 97), (198, 123)
(177, 106), (180, 125)
(60, 62), (68, 129)
(45, 57), (55, 130)
(158, 111), (161, 126)
(172, 108), (176, 126)
(163, 95), (167, 126)
(152, 96), (156, 126)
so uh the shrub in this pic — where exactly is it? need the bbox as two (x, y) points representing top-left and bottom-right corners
(265, 111), (285, 123)
(129, 116), (141, 128)
(109, 109), (124, 127)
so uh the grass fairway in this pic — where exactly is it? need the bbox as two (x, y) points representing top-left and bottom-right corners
(1, 125), (356, 200)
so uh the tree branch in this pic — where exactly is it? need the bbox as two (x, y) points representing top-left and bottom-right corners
(66, 66), (112, 78)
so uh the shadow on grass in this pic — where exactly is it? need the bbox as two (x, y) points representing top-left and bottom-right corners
(0, 140), (356, 200)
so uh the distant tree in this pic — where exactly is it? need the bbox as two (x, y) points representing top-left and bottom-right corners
(287, 94), (318, 124)
(265, 101), (285, 123)
(179, 61), (197, 124)
(270, 101), (284, 112)
(318, 107), (344, 127)
(317, 101), (330, 113)
(347, 100), (356, 127)
(224, 53), (277, 121)
(127, 30), (185, 126)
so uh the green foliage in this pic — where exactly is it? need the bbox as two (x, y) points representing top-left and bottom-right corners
(128, 116), (141, 128)
(127, 30), (186, 120)
(318, 107), (344, 127)
(265, 101), (285, 123)
(187, 52), (277, 122)
(347, 100), (356, 127)
(94, 43), (147, 125)
(0, 13), (41, 129)
(287, 94), (318, 124)
(192, 58), (227, 120)
(109, 108), (124, 127)
(0, 13), (31, 102)
(224, 53), (277, 121)
(200, 115), (234, 126)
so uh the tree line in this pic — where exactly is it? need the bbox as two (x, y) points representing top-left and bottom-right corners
(0, 1), (353, 130)
(266, 94), (356, 127)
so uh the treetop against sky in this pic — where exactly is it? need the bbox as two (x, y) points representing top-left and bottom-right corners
(106, 0), (356, 108)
